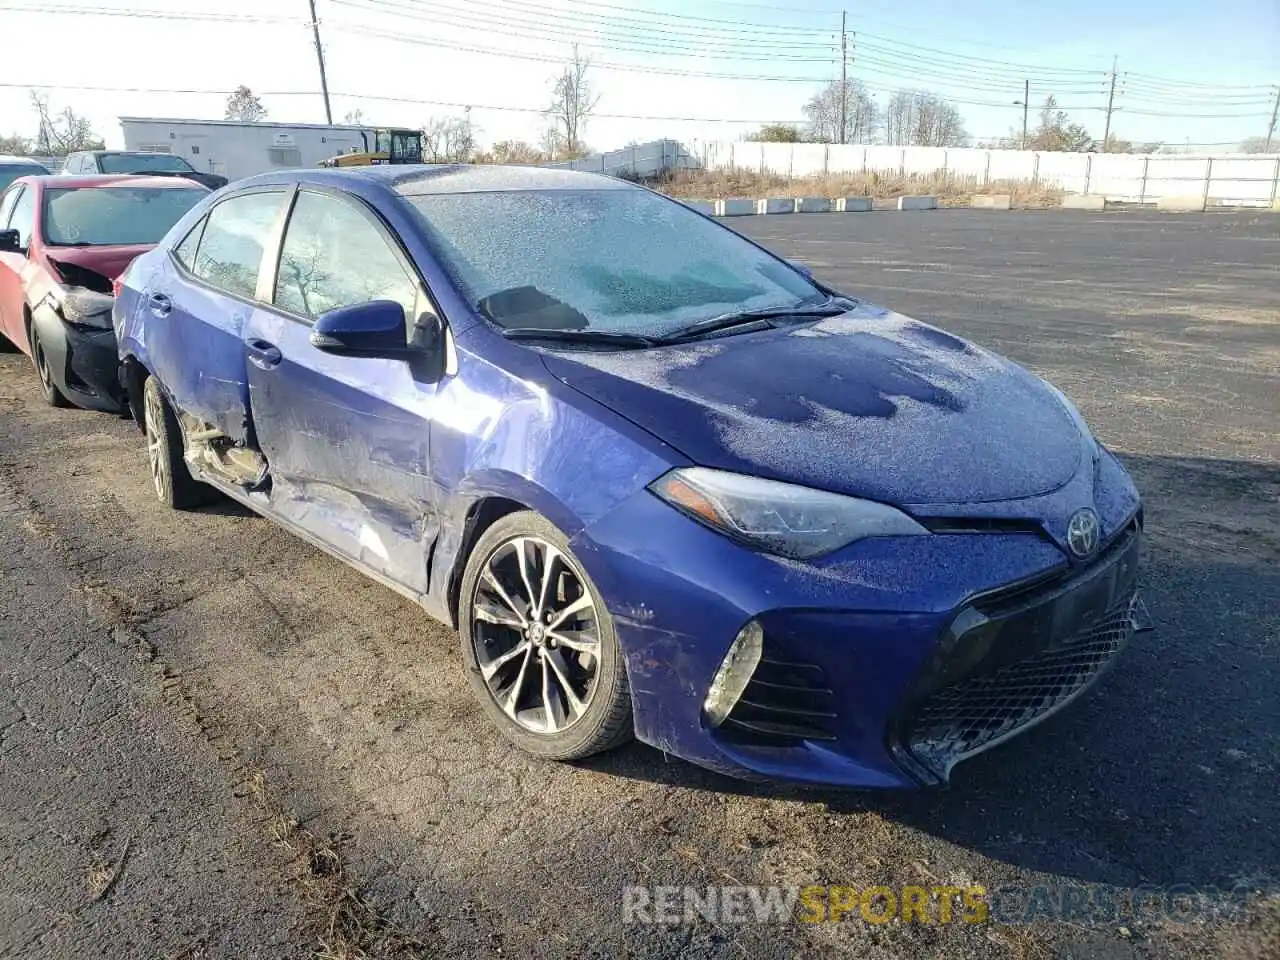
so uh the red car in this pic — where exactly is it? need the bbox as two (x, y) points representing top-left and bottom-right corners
(0, 174), (208, 410)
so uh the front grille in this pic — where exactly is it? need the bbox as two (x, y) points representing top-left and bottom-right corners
(719, 657), (838, 744)
(904, 592), (1137, 777)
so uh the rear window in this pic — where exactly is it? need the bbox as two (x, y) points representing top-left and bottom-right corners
(42, 186), (207, 246)
(98, 154), (193, 174)
(0, 164), (48, 191)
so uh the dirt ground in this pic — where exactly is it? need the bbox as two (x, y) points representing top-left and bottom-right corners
(0, 209), (1276, 959)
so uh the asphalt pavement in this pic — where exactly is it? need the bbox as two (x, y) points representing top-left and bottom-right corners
(0, 209), (1276, 959)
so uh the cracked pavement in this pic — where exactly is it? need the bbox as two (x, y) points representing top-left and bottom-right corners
(0, 210), (1276, 959)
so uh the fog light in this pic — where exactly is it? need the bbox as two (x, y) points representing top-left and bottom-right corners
(703, 620), (764, 727)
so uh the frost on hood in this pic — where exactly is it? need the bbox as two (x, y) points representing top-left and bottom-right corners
(551, 304), (1083, 505)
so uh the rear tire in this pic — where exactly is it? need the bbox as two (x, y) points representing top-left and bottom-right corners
(459, 510), (634, 760)
(30, 325), (71, 408)
(142, 376), (212, 510)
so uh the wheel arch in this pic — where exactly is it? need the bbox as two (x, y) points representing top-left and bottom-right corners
(446, 495), (528, 629)
(119, 354), (152, 432)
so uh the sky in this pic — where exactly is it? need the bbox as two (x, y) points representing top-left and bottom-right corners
(0, 0), (1276, 153)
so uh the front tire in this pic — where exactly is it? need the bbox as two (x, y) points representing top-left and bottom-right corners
(142, 376), (212, 510)
(459, 511), (634, 760)
(30, 325), (71, 408)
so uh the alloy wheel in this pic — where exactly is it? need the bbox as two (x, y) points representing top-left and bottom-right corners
(470, 536), (601, 735)
(33, 339), (51, 390)
(143, 385), (166, 499)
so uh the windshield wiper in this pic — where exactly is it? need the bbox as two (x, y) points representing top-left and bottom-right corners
(658, 298), (852, 343)
(500, 327), (660, 349)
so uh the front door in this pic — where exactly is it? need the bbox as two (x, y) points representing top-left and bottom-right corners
(0, 185), (34, 350)
(147, 188), (288, 443)
(243, 188), (442, 593)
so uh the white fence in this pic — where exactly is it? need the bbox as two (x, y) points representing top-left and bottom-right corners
(550, 139), (1280, 207)
(699, 142), (1280, 206)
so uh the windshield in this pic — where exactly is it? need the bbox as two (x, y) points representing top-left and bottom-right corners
(42, 186), (207, 246)
(0, 164), (48, 190)
(99, 153), (194, 174)
(404, 189), (822, 338)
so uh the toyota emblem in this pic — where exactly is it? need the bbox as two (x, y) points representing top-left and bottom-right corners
(1066, 508), (1101, 558)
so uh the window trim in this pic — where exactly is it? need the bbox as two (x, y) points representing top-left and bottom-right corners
(261, 184), (438, 330)
(0, 185), (23, 231)
(7, 184), (38, 250)
(167, 185), (292, 308)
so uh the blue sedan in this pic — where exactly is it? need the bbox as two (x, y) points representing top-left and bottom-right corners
(114, 165), (1144, 788)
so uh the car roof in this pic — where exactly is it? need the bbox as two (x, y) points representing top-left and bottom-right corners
(0, 156), (48, 166)
(76, 150), (170, 157)
(233, 163), (633, 197)
(21, 174), (209, 190)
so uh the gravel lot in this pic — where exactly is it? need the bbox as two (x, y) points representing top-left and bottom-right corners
(1, 209), (1276, 959)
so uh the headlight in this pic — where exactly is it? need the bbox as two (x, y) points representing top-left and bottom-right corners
(46, 287), (114, 330)
(650, 467), (927, 559)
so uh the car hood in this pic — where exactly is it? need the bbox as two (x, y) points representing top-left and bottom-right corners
(541, 303), (1084, 506)
(45, 243), (153, 281)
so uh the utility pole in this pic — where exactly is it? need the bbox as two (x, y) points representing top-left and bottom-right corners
(1021, 79), (1030, 149)
(839, 10), (848, 144)
(1102, 55), (1118, 152)
(1266, 86), (1280, 151)
(307, 0), (333, 125)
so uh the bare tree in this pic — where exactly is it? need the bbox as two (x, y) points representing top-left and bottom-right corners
(30, 92), (104, 155)
(746, 124), (802, 143)
(225, 86), (267, 122)
(342, 108), (365, 125)
(480, 140), (546, 164)
(1238, 136), (1272, 153)
(421, 116), (475, 163)
(545, 45), (599, 159)
(0, 133), (30, 154)
(884, 91), (967, 147)
(802, 80), (879, 144)
(1027, 96), (1093, 152)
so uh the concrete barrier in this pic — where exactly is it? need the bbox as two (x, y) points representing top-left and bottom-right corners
(1156, 194), (1207, 212)
(757, 198), (794, 215)
(1060, 194), (1106, 210)
(794, 197), (832, 213)
(834, 197), (872, 212)
(716, 198), (756, 217)
(896, 195), (938, 211)
(970, 194), (1012, 210)
(681, 199), (716, 216)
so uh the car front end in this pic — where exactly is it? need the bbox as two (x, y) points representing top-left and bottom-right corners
(573, 439), (1143, 788)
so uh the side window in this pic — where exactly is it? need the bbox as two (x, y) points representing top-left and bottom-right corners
(8, 187), (37, 249)
(274, 191), (416, 323)
(190, 192), (285, 300)
(0, 186), (20, 229)
(173, 216), (206, 270)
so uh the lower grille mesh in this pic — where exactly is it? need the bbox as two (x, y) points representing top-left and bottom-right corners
(906, 593), (1137, 773)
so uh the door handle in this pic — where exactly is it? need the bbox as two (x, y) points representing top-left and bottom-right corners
(148, 293), (172, 316)
(246, 338), (283, 370)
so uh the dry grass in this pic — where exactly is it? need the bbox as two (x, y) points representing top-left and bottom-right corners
(658, 168), (1063, 208)
(242, 770), (429, 960)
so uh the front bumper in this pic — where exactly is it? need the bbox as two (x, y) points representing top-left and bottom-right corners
(577, 480), (1143, 789)
(888, 521), (1142, 784)
(31, 306), (125, 412)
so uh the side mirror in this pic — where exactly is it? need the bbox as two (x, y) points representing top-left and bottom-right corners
(310, 300), (417, 357)
(788, 259), (815, 280)
(0, 229), (21, 253)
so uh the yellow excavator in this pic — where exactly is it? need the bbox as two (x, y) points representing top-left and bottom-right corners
(321, 128), (423, 167)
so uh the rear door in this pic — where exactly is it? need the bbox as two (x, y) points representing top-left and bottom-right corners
(144, 187), (288, 442)
(242, 187), (441, 593)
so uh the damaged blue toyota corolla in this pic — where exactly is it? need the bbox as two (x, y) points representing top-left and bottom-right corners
(114, 165), (1145, 787)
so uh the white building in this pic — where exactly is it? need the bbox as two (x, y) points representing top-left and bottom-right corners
(118, 117), (380, 183)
